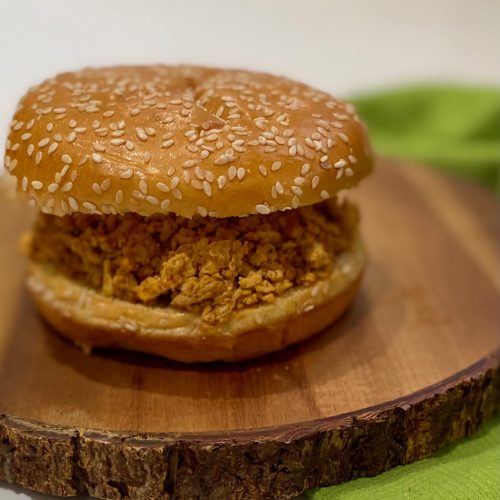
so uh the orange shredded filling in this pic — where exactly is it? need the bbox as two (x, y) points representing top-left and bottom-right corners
(29, 198), (358, 325)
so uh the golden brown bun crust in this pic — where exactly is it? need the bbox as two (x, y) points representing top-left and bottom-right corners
(5, 65), (373, 218)
(26, 234), (365, 362)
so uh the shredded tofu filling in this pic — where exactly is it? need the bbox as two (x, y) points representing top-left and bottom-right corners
(29, 198), (358, 324)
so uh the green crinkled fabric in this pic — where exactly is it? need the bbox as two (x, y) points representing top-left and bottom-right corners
(351, 86), (500, 191)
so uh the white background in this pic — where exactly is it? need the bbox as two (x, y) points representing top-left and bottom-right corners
(0, 0), (498, 498)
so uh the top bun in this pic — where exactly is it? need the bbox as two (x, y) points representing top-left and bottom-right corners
(4, 65), (373, 218)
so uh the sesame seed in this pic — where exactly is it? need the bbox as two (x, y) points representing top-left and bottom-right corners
(27, 144), (34, 156)
(26, 119), (35, 130)
(92, 153), (103, 164)
(101, 178), (111, 191)
(35, 151), (43, 165)
(291, 186), (303, 196)
(53, 107), (66, 114)
(139, 179), (148, 194)
(217, 175), (226, 190)
(276, 181), (284, 195)
(170, 176), (180, 189)
(125, 141), (135, 151)
(320, 190), (329, 199)
(203, 180), (212, 197)
(83, 201), (96, 212)
(182, 170), (191, 183)
(69, 119), (77, 128)
(31, 180), (43, 190)
(60, 164), (70, 177)
(334, 159), (347, 168)
(13, 122), (24, 131)
(119, 169), (133, 179)
(92, 183), (102, 195)
(161, 199), (171, 210)
(115, 190), (124, 204)
(21, 133), (32, 141)
(135, 128), (148, 141)
(289, 145), (297, 156)
(214, 154), (229, 165)
(156, 182), (169, 192)
(237, 167), (246, 180)
(110, 138), (125, 146)
(172, 189), (182, 200)
(48, 183), (59, 193)
(259, 164), (267, 176)
(305, 137), (315, 149)
(195, 166), (205, 180)
(65, 197), (77, 211)
(320, 155), (329, 163)
(61, 154), (72, 164)
(294, 177), (305, 186)
(162, 139), (175, 149)
(184, 159), (197, 168)
(66, 132), (77, 143)
(256, 204), (271, 215)
(146, 195), (159, 205)
(21, 176), (28, 192)
(317, 119), (330, 129)
(292, 195), (300, 208)
(301, 163), (311, 175)
(338, 132), (349, 143)
(348, 154), (357, 164)
(228, 166), (237, 180)
(312, 176), (320, 189)
(336, 169), (343, 179)
(103, 110), (115, 118)
(345, 167), (354, 177)
(130, 108), (140, 116)
(61, 182), (73, 192)
(271, 161), (282, 171)
(197, 206), (208, 217)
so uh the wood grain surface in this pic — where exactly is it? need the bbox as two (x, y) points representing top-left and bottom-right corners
(0, 159), (499, 499)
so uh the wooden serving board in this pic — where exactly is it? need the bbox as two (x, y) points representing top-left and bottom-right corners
(0, 159), (499, 500)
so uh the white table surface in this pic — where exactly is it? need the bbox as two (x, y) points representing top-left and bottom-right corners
(0, 0), (499, 498)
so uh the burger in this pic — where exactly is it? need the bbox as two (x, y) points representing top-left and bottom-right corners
(3, 66), (373, 362)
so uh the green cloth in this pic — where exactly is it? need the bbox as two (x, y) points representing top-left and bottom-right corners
(307, 416), (500, 499)
(351, 85), (500, 192)
(307, 86), (500, 499)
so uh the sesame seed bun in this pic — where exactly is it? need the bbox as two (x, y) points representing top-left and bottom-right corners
(5, 65), (373, 218)
(26, 232), (364, 362)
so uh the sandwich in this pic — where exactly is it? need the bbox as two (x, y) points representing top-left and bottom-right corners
(3, 65), (373, 362)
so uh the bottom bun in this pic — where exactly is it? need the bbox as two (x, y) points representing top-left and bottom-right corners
(26, 234), (365, 363)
